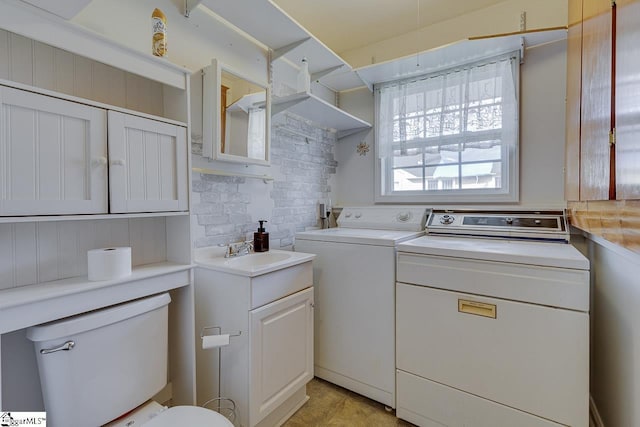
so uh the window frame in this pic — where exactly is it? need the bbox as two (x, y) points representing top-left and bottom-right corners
(374, 52), (520, 204)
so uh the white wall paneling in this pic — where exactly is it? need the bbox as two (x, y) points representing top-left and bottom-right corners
(0, 218), (168, 290)
(0, 28), (176, 121)
(0, 0), (187, 90)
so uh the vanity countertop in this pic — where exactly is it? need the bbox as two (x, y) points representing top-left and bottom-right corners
(194, 248), (315, 277)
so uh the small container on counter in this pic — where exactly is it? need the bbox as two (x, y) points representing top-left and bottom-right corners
(253, 220), (269, 252)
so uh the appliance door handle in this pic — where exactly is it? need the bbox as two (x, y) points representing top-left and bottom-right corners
(458, 299), (497, 319)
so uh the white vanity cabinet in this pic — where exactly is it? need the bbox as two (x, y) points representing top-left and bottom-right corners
(249, 287), (313, 424)
(0, 83), (188, 216)
(194, 253), (315, 427)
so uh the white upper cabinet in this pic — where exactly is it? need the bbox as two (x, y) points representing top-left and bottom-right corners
(108, 111), (188, 213)
(0, 83), (188, 217)
(0, 85), (107, 216)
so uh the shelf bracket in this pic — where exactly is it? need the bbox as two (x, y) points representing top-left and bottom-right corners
(184, 0), (204, 17)
(519, 36), (525, 64)
(337, 127), (370, 140)
(310, 65), (344, 82)
(354, 70), (374, 92)
(272, 38), (311, 61)
(271, 94), (310, 115)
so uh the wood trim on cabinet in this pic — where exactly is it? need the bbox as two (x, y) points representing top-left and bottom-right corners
(568, 200), (640, 254)
(609, 1), (617, 200)
(565, 0), (584, 201)
(579, 0), (613, 201)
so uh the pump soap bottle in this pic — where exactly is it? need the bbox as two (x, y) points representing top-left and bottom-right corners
(254, 220), (269, 252)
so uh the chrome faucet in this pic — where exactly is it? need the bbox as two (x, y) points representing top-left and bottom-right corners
(225, 240), (254, 258)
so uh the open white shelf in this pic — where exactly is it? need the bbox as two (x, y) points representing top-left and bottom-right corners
(193, 0), (370, 138)
(272, 92), (371, 139)
(1, 0), (189, 89)
(198, 0), (365, 92)
(356, 27), (568, 87)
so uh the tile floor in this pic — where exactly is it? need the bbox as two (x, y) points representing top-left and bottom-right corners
(282, 378), (415, 427)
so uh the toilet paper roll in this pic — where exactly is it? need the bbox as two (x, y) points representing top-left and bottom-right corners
(87, 247), (132, 281)
(202, 334), (230, 349)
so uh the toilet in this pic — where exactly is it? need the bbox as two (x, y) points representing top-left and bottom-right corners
(26, 293), (233, 427)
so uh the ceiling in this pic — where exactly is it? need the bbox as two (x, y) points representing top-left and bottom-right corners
(272, 0), (509, 54)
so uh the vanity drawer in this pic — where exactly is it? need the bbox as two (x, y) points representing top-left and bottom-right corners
(250, 261), (312, 309)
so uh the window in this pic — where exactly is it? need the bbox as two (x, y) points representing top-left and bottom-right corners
(375, 53), (520, 203)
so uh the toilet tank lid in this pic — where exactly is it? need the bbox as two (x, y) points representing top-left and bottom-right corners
(26, 293), (171, 342)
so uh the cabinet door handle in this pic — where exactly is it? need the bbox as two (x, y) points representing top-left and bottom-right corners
(111, 159), (126, 167)
(92, 156), (108, 167)
(458, 299), (496, 319)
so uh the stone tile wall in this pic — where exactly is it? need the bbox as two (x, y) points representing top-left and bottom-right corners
(192, 112), (337, 249)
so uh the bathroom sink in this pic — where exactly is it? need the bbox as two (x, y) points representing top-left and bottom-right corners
(194, 249), (315, 277)
(226, 251), (292, 268)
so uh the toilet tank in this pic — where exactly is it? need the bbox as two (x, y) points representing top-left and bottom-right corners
(26, 293), (171, 427)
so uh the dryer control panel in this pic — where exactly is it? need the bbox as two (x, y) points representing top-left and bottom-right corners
(427, 209), (569, 242)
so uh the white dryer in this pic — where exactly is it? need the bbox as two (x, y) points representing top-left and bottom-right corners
(395, 210), (590, 427)
(294, 206), (427, 408)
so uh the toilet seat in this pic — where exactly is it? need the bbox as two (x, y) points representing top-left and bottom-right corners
(144, 406), (234, 426)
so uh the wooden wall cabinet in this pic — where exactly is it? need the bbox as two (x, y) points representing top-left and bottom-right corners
(566, 0), (640, 254)
(566, 0), (640, 202)
(614, 0), (640, 199)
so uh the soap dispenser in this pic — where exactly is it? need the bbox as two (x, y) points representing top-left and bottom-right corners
(254, 220), (269, 252)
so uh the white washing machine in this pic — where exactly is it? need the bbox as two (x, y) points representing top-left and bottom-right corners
(395, 210), (590, 427)
(294, 206), (427, 408)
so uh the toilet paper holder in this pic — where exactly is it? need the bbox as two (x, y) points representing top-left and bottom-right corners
(200, 326), (241, 422)
(200, 326), (241, 343)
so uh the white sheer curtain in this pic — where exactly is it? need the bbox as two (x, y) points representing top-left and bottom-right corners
(247, 107), (266, 159)
(376, 53), (518, 160)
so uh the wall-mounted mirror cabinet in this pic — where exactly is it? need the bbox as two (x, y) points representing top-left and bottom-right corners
(202, 58), (270, 165)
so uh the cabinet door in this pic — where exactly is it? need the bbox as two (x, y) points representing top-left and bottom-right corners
(0, 86), (107, 215)
(249, 287), (313, 426)
(565, 0), (583, 202)
(615, 0), (640, 199)
(580, 0), (613, 200)
(108, 111), (187, 213)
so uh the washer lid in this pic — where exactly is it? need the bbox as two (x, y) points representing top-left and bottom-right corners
(145, 406), (233, 427)
(397, 236), (589, 270)
(295, 228), (425, 246)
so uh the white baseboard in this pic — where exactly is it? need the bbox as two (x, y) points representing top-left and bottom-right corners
(590, 394), (605, 427)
